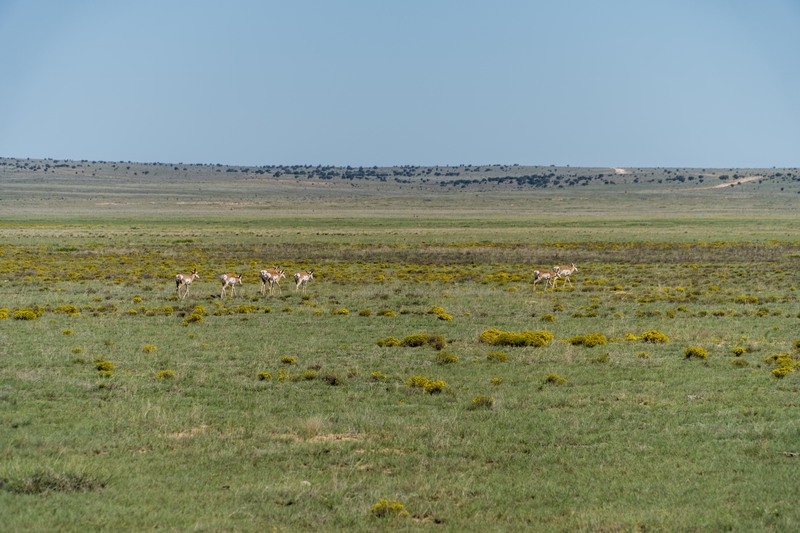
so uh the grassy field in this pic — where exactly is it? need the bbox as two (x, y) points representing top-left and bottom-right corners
(1, 158), (800, 531)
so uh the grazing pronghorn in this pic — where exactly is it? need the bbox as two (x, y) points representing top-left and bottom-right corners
(533, 269), (556, 291)
(175, 269), (199, 299)
(553, 263), (578, 287)
(294, 270), (314, 293)
(259, 267), (287, 296)
(220, 273), (243, 298)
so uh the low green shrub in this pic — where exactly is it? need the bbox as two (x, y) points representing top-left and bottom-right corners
(568, 333), (607, 347)
(486, 351), (508, 362)
(435, 351), (459, 365)
(400, 333), (446, 350)
(480, 329), (553, 347)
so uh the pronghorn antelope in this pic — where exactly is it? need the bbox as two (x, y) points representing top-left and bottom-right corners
(532, 269), (556, 290)
(175, 269), (199, 299)
(220, 273), (243, 298)
(553, 263), (578, 287)
(259, 267), (287, 296)
(294, 270), (314, 293)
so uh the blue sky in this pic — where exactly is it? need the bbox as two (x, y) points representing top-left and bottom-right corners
(1, 1), (798, 167)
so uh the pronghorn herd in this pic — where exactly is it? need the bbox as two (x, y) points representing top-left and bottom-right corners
(173, 267), (312, 298)
(173, 264), (576, 297)
(533, 263), (578, 291)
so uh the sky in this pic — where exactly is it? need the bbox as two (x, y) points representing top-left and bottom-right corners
(1, 1), (799, 168)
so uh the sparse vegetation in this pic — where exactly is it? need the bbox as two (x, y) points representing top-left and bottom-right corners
(1, 157), (800, 531)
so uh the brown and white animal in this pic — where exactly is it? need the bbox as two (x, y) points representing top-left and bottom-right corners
(533, 269), (556, 291)
(294, 270), (314, 293)
(220, 273), (243, 298)
(175, 269), (199, 299)
(553, 263), (578, 287)
(259, 267), (286, 296)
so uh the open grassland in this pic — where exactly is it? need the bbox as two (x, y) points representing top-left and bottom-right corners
(1, 159), (800, 531)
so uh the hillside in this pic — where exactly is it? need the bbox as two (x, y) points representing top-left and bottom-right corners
(2, 157), (799, 220)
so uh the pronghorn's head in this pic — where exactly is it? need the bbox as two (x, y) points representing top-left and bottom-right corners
(192, 269), (199, 278)
(571, 263), (578, 272)
(279, 270), (287, 280)
(308, 271), (314, 279)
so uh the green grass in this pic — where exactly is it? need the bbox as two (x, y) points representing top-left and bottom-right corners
(1, 159), (800, 531)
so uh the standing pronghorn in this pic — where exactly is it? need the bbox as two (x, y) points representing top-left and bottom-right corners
(259, 267), (287, 296)
(532, 269), (556, 291)
(220, 273), (243, 298)
(294, 270), (314, 293)
(175, 269), (199, 299)
(553, 263), (578, 287)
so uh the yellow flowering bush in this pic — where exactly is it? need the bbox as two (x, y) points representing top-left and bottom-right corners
(486, 351), (508, 362)
(469, 395), (495, 410)
(95, 358), (115, 372)
(435, 351), (459, 365)
(640, 330), (670, 343)
(543, 373), (567, 385)
(569, 333), (608, 347)
(684, 346), (708, 359)
(370, 499), (409, 518)
(13, 309), (38, 321)
(376, 336), (401, 347)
